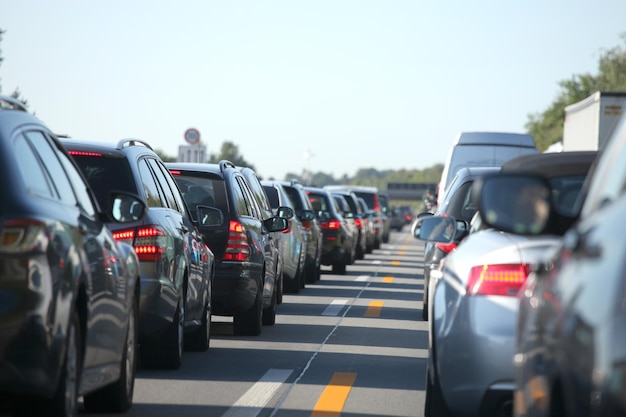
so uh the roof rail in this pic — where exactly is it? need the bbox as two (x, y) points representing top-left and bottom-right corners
(117, 138), (154, 151)
(0, 95), (28, 112)
(290, 179), (300, 186)
(219, 160), (236, 172)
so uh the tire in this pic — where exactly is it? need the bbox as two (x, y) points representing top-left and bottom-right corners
(277, 268), (284, 305)
(234, 289), (262, 336)
(83, 296), (137, 412)
(332, 257), (347, 275)
(262, 284), (277, 326)
(38, 311), (81, 417)
(185, 301), (211, 352)
(422, 288), (429, 321)
(141, 298), (184, 370)
(284, 263), (301, 294)
(424, 363), (449, 417)
(305, 261), (317, 284)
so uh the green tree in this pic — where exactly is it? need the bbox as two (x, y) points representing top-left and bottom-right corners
(527, 33), (626, 151)
(208, 141), (255, 171)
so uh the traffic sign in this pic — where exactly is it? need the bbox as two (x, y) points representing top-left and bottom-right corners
(184, 128), (200, 145)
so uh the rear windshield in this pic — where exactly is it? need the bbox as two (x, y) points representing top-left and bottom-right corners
(353, 191), (378, 212)
(71, 155), (136, 211)
(171, 174), (228, 222)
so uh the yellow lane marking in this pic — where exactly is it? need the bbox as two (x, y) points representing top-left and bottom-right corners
(383, 276), (394, 283)
(391, 260), (400, 265)
(311, 372), (357, 417)
(365, 301), (384, 317)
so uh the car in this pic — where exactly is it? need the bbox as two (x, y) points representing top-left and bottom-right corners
(477, 144), (626, 416)
(238, 166), (285, 311)
(304, 186), (357, 275)
(279, 180), (323, 283)
(324, 185), (386, 249)
(420, 166), (501, 321)
(0, 95), (142, 416)
(356, 196), (376, 253)
(62, 137), (215, 369)
(166, 161), (288, 335)
(389, 207), (407, 231)
(262, 180), (313, 294)
(378, 191), (392, 243)
(328, 189), (366, 260)
(437, 131), (539, 207)
(414, 151), (598, 417)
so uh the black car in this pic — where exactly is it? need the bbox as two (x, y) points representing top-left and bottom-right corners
(305, 186), (356, 275)
(279, 180), (323, 283)
(62, 138), (215, 369)
(0, 96), (142, 416)
(166, 161), (288, 335)
(329, 189), (368, 260)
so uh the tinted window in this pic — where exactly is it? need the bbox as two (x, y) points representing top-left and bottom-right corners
(25, 131), (77, 206)
(14, 133), (54, 198)
(263, 186), (280, 208)
(58, 151), (97, 216)
(283, 186), (304, 210)
(172, 174), (226, 221)
(138, 159), (165, 207)
(148, 158), (180, 213)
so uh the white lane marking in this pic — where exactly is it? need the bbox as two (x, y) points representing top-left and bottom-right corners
(322, 299), (348, 316)
(372, 260), (382, 265)
(221, 369), (293, 417)
(355, 275), (370, 281)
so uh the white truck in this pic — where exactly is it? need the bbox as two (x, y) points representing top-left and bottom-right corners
(562, 91), (626, 151)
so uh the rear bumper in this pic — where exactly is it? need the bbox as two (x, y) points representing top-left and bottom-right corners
(211, 261), (262, 316)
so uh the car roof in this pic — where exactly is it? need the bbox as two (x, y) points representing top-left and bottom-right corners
(501, 151), (598, 177)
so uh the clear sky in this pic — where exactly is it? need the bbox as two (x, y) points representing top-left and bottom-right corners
(2, 1), (625, 180)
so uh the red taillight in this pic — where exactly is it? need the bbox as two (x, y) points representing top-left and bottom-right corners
(168, 169), (181, 176)
(223, 221), (250, 261)
(467, 264), (530, 296)
(67, 150), (102, 157)
(354, 218), (363, 229)
(113, 226), (165, 262)
(435, 242), (457, 254)
(320, 220), (341, 230)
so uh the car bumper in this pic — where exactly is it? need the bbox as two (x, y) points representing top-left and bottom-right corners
(138, 265), (181, 342)
(211, 261), (262, 316)
(434, 293), (518, 417)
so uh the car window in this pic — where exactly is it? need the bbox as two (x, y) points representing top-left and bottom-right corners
(14, 133), (55, 198)
(148, 158), (183, 214)
(263, 186), (280, 208)
(138, 158), (165, 207)
(57, 150), (97, 217)
(445, 181), (474, 221)
(238, 177), (261, 219)
(25, 131), (77, 206)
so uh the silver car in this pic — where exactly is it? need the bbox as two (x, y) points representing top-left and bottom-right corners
(415, 151), (597, 417)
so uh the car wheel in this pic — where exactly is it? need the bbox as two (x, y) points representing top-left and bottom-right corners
(262, 283), (277, 326)
(305, 260), (317, 284)
(332, 257), (347, 275)
(84, 296), (137, 412)
(39, 311), (81, 417)
(422, 286), (429, 321)
(234, 288), (262, 336)
(142, 297), (184, 370)
(277, 268), (284, 305)
(284, 264), (301, 294)
(185, 301), (211, 352)
(425, 363), (449, 417)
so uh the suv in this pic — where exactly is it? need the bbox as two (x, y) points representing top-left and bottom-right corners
(305, 186), (356, 274)
(0, 96), (141, 415)
(328, 189), (367, 260)
(166, 161), (288, 335)
(279, 180), (323, 283)
(62, 138), (215, 369)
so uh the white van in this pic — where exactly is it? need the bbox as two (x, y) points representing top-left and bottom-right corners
(437, 131), (538, 207)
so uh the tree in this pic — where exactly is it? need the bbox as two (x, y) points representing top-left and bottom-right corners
(526, 33), (626, 151)
(208, 141), (255, 170)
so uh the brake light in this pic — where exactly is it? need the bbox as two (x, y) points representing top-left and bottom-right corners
(467, 264), (529, 296)
(112, 226), (165, 262)
(169, 170), (181, 176)
(320, 220), (341, 230)
(354, 218), (363, 229)
(223, 221), (250, 261)
(1, 219), (49, 253)
(67, 150), (102, 157)
(435, 242), (457, 254)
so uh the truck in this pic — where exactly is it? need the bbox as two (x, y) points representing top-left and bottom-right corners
(562, 91), (626, 151)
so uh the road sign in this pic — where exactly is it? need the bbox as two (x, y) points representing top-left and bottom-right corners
(184, 128), (200, 145)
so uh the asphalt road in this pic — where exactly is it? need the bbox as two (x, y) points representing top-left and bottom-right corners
(83, 227), (427, 417)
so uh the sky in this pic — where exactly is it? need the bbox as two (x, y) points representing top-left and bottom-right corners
(2, 1), (626, 180)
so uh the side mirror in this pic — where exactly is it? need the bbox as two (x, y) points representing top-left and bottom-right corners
(413, 216), (458, 243)
(111, 193), (146, 223)
(277, 206), (294, 219)
(478, 174), (551, 235)
(265, 216), (289, 233)
(298, 209), (316, 221)
(197, 206), (224, 227)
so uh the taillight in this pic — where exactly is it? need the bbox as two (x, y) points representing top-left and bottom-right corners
(223, 221), (250, 261)
(320, 220), (341, 230)
(113, 225), (165, 262)
(467, 264), (530, 296)
(1, 219), (49, 253)
(354, 218), (363, 229)
(435, 242), (457, 254)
